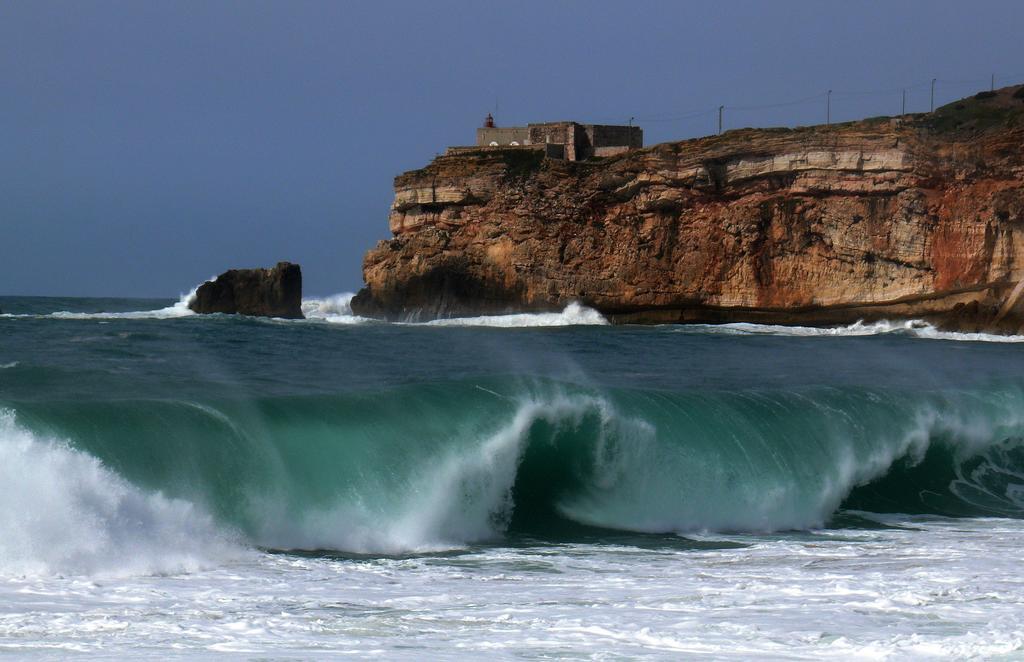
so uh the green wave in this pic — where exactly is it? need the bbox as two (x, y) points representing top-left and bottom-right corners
(5, 378), (1024, 552)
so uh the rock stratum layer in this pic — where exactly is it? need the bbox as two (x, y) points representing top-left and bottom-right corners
(352, 88), (1024, 332)
(189, 262), (304, 319)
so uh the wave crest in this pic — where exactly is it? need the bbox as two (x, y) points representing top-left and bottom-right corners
(425, 302), (608, 327)
(7, 381), (1024, 560)
(686, 319), (1024, 343)
(43, 286), (202, 320)
(301, 293), (371, 325)
(0, 409), (241, 577)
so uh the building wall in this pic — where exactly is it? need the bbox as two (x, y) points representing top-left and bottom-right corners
(543, 143), (566, 159)
(587, 124), (643, 149)
(476, 127), (530, 146)
(527, 122), (571, 146)
(473, 122), (641, 159)
(527, 123), (593, 160)
(568, 123), (591, 161)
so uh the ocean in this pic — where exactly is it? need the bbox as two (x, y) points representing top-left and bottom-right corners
(2, 292), (1024, 659)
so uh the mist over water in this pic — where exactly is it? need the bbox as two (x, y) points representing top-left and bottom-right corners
(3, 293), (1024, 657)
(0, 410), (242, 577)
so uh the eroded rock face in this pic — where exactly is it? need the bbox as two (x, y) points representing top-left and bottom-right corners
(352, 88), (1024, 332)
(189, 262), (304, 319)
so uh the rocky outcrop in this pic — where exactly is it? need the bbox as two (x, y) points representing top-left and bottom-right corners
(352, 87), (1024, 333)
(189, 262), (304, 319)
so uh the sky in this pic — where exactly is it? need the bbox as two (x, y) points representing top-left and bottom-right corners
(2, 1), (1023, 298)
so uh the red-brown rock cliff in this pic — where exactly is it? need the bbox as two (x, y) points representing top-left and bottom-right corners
(353, 88), (1024, 332)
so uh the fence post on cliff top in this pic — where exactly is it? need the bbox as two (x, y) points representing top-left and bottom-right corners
(826, 90), (832, 125)
(901, 89), (906, 116)
(931, 78), (936, 112)
(718, 105), (724, 134)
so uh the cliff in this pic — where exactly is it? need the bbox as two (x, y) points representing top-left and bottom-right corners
(352, 87), (1024, 332)
(189, 262), (304, 319)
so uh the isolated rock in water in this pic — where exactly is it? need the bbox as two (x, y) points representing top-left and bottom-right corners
(189, 262), (304, 319)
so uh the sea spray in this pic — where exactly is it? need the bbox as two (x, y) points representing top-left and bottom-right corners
(424, 302), (609, 328)
(300, 295), (608, 327)
(301, 293), (373, 325)
(251, 391), (625, 552)
(15, 284), (1024, 341)
(45, 286), (202, 320)
(0, 409), (242, 577)
(556, 386), (1024, 532)
(683, 319), (1024, 343)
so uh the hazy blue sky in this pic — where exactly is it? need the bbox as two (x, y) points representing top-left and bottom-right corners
(2, 1), (1022, 297)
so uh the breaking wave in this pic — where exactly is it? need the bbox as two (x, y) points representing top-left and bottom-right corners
(301, 293), (371, 324)
(685, 319), (1024, 343)
(13, 287), (204, 320)
(0, 410), (241, 578)
(7, 287), (1023, 339)
(9, 289), (605, 328)
(4, 378), (1024, 570)
(424, 302), (608, 327)
(301, 296), (608, 327)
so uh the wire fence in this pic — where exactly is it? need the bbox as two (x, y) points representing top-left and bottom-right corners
(585, 73), (1024, 138)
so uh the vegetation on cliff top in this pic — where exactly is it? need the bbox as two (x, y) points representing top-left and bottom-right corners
(924, 85), (1024, 133)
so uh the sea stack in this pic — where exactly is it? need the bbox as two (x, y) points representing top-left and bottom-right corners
(189, 261), (304, 319)
(352, 87), (1024, 333)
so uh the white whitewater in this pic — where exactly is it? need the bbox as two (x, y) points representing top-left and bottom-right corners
(300, 293), (372, 324)
(44, 286), (203, 320)
(16, 286), (1024, 342)
(0, 410), (241, 578)
(1, 514), (1021, 657)
(300, 296), (608, 327)
(686, 318), (1024, 343)
(12, 289), (607, 327)
(255, 399), (540, 554)
(425, 302), (609, 327)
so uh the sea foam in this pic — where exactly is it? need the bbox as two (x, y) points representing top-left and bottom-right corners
(301, 293), (372, 324)
(685, 319), (1024, 343)
(45, 286), (202, 320)
(0, 409), (241, 577)
(425, 302), (608, 327)
(299, 296), (608, 328)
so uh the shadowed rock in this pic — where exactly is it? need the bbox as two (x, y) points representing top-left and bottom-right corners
(189, 262), (304, 319)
